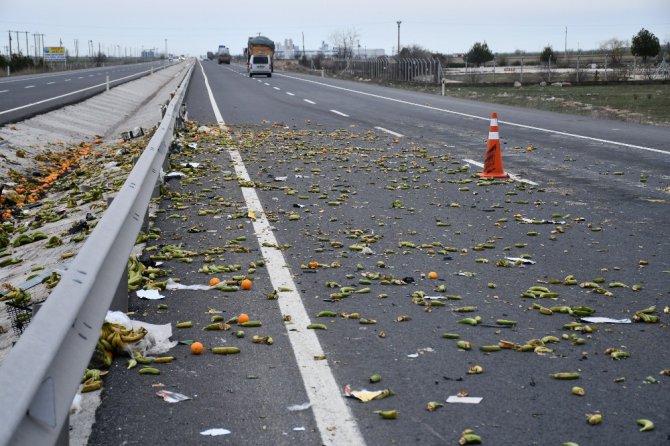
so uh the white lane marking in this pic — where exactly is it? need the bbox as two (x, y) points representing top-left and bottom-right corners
(198, 60), (225, 125)
(0, 68), (159, 116)
(276, 73), (668, 156)
(463, 158), (539, 186)
(47, 82), (55, 85)
(304, 99), (316, 104)
(273, 86), (280, 90)
(375, 126), (404, 137)
(330, 109), (349, 117)
(198, 59), (365, 446)
(286, 92), (295, 96)
(24, 85), (35, 89)
(0, 90), (8, 94)
(264, 82), (270, 86)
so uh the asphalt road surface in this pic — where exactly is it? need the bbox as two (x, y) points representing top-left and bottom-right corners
(86, 61), (669, 446)
(0, 61), (173, 125)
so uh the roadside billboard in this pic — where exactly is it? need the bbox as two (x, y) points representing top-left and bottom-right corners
(43, 46), (66, 61)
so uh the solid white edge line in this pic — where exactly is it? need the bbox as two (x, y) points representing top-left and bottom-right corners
(330, 109), (349, 117)
(200, 60), (365, 446)
(198, 60), (225, 126)
(0, 68), (160, 116)
(374, 126), (404, 138)
(274, 72), (668, 156)
(463, 158), (539, 186)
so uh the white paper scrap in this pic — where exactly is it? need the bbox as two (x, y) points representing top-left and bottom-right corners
(447, 396), (483, 404)
(200, 428), (231, 436)
(156, 390), (191, 403)
(580, 317), (632, 324)
(505, 257), (537, 265)
(136, 289), (164, 300)
(423, 296), (447, 300)
(166, 278), (213, 291)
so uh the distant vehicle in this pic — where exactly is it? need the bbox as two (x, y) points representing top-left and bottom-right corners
(217, 45), (231, 64)
(207, 51), (214, 60)
(244, 36), (274, 77)
(248, 55), (272, 77)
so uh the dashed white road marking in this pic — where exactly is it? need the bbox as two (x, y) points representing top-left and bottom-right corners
(276, 72), (668, 156)
(375, 126), (403, 137)
(304, 99), (316, 104)
(24, 85), (35, 89)
(286, 92), (295, 96)
(47, 82), (55, 85)
(0, 90), (7, 93)
(463, 158), (539, 186)
(273, 86), (280, 90)
(197, 59), (365, 446)
(330, 109), (349, 117)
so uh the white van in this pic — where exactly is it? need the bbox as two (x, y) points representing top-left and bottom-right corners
(248, 55), (272, 77)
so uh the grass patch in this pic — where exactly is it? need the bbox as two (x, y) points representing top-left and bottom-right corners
(440, 84), (670, 126)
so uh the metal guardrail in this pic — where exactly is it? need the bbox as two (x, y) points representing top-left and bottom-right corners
(0, 61), (194, 446)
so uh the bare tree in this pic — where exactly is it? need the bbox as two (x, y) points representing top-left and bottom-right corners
(600, 38), (628, 66)
(399, 45), (432, 59)
(330, 28), (360, 58)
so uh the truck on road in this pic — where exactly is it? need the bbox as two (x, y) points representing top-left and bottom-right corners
(244, 36), (274, 77)
(217, 45), (231, 64)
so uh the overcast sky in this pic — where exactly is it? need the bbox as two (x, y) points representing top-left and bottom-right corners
(1, 0), (668, 57)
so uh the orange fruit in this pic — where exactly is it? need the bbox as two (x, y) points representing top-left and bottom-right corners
(427, 271), (438, 279)
(240, 279), (252, 290)
(209, 277), (221, 287)
(308, 261), (319, 269)
(190, 341), (204, 355)
(238, 313), (250, 324)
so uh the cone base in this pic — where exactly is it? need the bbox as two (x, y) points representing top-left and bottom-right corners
(479, 172), (509, 179)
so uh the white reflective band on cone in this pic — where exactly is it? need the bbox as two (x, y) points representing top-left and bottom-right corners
(488, 132), (499, 139)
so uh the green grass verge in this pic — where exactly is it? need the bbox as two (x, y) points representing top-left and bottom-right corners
(439, 84), (670, 126)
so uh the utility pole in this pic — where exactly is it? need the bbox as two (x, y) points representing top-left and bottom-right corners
(396, 21), (401, 56)
(302, 32), (305, 60)
(164, 38), (167, 59)
(564, 26), (567, 63)
(25, 32), (29, 55)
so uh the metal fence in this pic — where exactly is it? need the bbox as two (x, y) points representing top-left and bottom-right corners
(0, 61), (194, 446)
(441, 58), (670, 85)
(324, 57), (443, 84)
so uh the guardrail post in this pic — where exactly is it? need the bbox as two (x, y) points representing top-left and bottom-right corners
(106, 75), (110, 91)
(110, 266), (129, 312)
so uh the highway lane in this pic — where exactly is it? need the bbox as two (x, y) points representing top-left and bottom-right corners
(0, 61), (176, 125)
(193, 61), (670, 209)
(88, 61), (669, 445)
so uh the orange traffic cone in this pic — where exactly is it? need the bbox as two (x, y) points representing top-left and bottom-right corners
(479, 112), (509, 179)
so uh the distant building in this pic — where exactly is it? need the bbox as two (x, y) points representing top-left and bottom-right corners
(275, 39), (385, 59)
(141, 49), (156, 58)
(276, 38), (300, 59)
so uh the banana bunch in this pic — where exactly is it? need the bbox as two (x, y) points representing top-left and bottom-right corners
(0, 284), (31, 304)
(92, 322), (149, 369)
(127, 256), (146, 291)
(81, 368), (107, 393)
(100, 322), (149, 351)
(11, 232), (48, 247)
